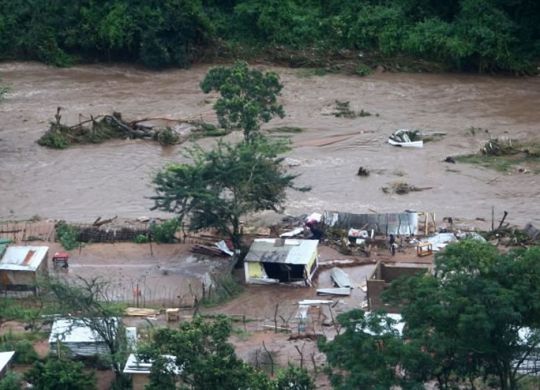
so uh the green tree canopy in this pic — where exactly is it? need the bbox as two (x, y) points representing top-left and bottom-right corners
(24, 357), (96, 390)
(321, 241), (540, 389)
(140, 315), (272, 390)
(151, 137), (308, 248)
(200, 61), (285, 142)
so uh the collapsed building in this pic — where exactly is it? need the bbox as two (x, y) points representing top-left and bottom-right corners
(244, 238), (319, 285)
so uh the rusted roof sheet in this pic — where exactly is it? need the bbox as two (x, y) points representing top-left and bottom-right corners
(245, 239), (318, 265)
(0, 246), (48, 271)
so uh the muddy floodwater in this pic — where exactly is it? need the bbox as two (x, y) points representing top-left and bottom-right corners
(0, 62), (539, 225)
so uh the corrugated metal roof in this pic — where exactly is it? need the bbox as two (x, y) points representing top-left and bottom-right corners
(49, 318), (117, 344)
(123, 353), (180, 375)
(0, 246), (48, 271)
(322, 211), (419, 235)
(0, 351), (15, 372)
(245, 239), (318, 265)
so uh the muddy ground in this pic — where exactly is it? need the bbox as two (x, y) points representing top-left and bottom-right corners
(0, 62), (539, 225)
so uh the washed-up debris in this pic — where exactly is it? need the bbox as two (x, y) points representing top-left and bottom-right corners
(38, 107), (217, 149)
(317, 287), (351, 296)
(331, 267), (352, 288)
(382, 181), (432, 195)
(424, 232), (457, 251)
(327, 100), (373, 118)
(125, 307), (159, 317)
(357, 166), (370, 176)
(280, 227), (304, 238)
(388, 129), (423, 148)
(215, 240), (234, 256)
(191, 244), (227, 257)
(524, 223), (540, 241)
(298, 300), (333, 305)
(444, 156), (456, 164)
(482, 137), (517, 156)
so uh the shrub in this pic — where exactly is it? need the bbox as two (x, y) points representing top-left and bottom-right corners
(0, 372), (22, 390)
(133, 234), (149, 244)
(0, 338), (39, 364)
(55, 222), (80, 250)
(150, 219), (179, 243)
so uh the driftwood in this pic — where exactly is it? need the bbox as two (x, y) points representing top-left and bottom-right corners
(92, 216), (118, 227)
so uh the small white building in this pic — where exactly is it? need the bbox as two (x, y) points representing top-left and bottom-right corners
(123, 354), (180, 390)
(0, 351), (15, 378)
(0, 246), (48, 292)
(244, 239), (319, 286)
(49, 318), (118, 357)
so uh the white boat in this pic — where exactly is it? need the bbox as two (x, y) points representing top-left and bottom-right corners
(388, 129), (424, 148)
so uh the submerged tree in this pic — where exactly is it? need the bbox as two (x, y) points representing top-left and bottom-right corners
(200, 61), (285, 142)
(152, 137), (308, 249)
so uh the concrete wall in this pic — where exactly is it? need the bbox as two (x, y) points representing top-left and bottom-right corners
(367, 262), (428, 313)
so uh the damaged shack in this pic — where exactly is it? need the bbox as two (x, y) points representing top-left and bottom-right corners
(0, 246), (48, 293)
(244, 239), (319, 286)
(322, 211), (435, 236)
(366, 262), (430, 313)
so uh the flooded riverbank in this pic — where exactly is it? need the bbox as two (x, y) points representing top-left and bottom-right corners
(0, 62), (539, 225)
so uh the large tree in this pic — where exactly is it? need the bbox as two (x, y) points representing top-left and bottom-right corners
(24, 357), (96, 390)
(151, 137), (307, 249)
(200, 61), (285, 142)
(321, 241), (540, 390)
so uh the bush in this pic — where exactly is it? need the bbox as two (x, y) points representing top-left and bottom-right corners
(25, 357), (96, 390)
(133, 234), (150, 244)
(150, 219), (179, 243)
(0, 338), (39, 364)
(0, 372), (22, 390)
(55, 222), (80, 250)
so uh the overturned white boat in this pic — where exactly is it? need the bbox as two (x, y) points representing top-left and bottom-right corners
(388, 129), (423, 148)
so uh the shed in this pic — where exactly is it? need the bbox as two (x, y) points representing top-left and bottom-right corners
(123, 354), (180, 390)
(244, 239), (319, 285)
(0, 246), (49, 292)
(0, 351), (15, 378)
(49, 318), (118, 357)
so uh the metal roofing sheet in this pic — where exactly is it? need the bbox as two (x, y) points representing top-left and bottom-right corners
(49, 318), (117, 344)
(0, 351), (15, 372)
(245, 239), (318, 265)
(123, 354), (180, 375)
(0, 246), (48, 271)
(322, 211), (419, 235)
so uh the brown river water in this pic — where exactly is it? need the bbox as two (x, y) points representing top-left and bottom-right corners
(1, 62), (539, 225)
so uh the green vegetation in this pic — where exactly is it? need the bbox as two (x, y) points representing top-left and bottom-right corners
(0, 372), (22, 390)
(320, 241), (540, 390)
(0, 336), (39, 364)
(154, 63), (308, 249)
(1, 1), (538, 73)
(25, 357), (96, 390)
(152, 137), (308, 249)
(149, 218), (179, 243)
(456, 138), (540, 172)
(55, 221), (80, 250)
(140, 315), (313, 390)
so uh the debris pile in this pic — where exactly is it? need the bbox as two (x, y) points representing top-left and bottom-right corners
(381, 181), (432, 195)
(482, 137), (518, 156)
(38, 108), (219, 149)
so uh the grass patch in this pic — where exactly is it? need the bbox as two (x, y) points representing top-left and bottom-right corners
(455, 152), (540, 173)
(267, 126), (304, 134)
(190, 122), (230, 139)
